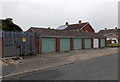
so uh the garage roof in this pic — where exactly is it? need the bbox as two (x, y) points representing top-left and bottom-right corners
(27, 27), (105, 38)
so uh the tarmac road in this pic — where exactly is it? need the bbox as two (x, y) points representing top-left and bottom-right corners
(3, 54), (118, 80)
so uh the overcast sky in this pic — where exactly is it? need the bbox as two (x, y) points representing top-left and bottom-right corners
(0, 0), (119, 32)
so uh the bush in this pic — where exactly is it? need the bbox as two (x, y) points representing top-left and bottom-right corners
(0, 18), (23, 31)
(106, 44), (120, 47)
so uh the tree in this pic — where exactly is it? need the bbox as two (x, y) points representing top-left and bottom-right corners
(0, 18), (23, 31)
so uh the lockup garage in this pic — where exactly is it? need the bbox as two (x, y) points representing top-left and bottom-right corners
(27, 27), (106, 55)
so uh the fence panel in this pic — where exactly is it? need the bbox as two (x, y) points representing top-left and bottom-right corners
(22, 32), (36, 55)
(0, 30), (2, 57)
(1, 31), (36, 57)
(2, 31), (22, 57)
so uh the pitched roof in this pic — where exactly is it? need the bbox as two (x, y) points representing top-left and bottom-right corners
(28, 27), (105, 38)
(64, 22), (88, 30)
(98, 28), (120, 34)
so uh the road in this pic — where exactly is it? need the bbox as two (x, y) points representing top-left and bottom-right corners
(0, 61), (16, 81)
(3, 54), (118, 80)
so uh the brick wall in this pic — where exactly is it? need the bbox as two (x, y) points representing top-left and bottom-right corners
(56, 38), (60, 52)
(36, 38), (39, 54)
(70, 38), (74, 50)
(82, 38), (85, 49)
(106, 40), (112, 44)
(82, 24), (95, 33)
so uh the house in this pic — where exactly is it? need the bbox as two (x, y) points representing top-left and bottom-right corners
(98, 27), (120, 44)
(57, 20), (95, 33)
(27, 27), (105, 54)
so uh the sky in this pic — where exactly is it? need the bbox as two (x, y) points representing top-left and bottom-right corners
(0, 0), (119, 32)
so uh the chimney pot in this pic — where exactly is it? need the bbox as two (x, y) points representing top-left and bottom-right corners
(115, 27), (117, 29)
(48, 27), (50, 29)
(78, 20), (81, 24)
(65, 22), (68, 25)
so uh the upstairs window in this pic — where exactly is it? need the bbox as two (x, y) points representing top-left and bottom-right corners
(103, 34), (107, 36)
(115, 33), (118, 35)
(109, 33), (112, 36)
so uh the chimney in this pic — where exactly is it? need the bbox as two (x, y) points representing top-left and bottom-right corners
(115, 27), (117, 29)
(65, 22), (68, 25)
(48, 27), (50, 29)
(78, 20), (82, 24)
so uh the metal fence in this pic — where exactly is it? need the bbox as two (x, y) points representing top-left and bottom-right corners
(22, 32), (36, 55)
(0, 30), (36, 57)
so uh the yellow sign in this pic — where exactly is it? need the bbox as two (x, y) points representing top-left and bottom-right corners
(22, 38), (26, 42)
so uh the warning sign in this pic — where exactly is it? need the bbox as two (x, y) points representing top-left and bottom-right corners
(22, 38), (26, 42)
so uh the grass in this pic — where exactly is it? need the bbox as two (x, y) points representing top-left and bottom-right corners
(106, 44), (120, 47)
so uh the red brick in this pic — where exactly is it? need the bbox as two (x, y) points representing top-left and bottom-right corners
(82, 38), (85, 49)
(70, 38), (74, 50)
(36, 38), (39, 54)
(56, 38), (60, 52)
(39, 38), (42, 54)
(0, 38), (3, 57)
(82, 24), (95, 33)
(91, 38), (94, 48)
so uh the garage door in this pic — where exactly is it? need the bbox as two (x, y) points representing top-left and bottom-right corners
(74, 38), (82, 50)
(42, 38), (56, 53)
(100, 39), (105, 47)
(60, 38), (70, 51)
(85, 39), (91, 49)
(93, 38), (99, 48)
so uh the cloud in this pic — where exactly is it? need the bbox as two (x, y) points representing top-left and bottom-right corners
(1, 0), (118, 32)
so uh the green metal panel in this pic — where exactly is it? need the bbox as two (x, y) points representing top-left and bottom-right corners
(74, 38), (82, 50)
(42, 38), (56, 53)
(85, 39), (91, 48)
(100, 39), (105, 47)
(60, 38), (70, 51)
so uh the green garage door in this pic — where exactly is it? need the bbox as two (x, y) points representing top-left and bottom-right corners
(100, 39), (105, 47)
(42, 38), (56, 53)
(85, 39), (91, 48)
(74, 38), (82, 50)
(60, 38), (70, 51)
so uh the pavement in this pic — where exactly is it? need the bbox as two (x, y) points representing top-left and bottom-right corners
(0, 60), (16, 80)
(3, 53), (118, 80)
(0, 60), (2, 81)
(1, 47), (119, 79)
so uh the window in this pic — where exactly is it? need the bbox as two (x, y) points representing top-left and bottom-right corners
(109, 33), (112, 36)
(103, 34), (107, 36)
(85, 30), (88, 32)
(77, 29), (79, 31)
